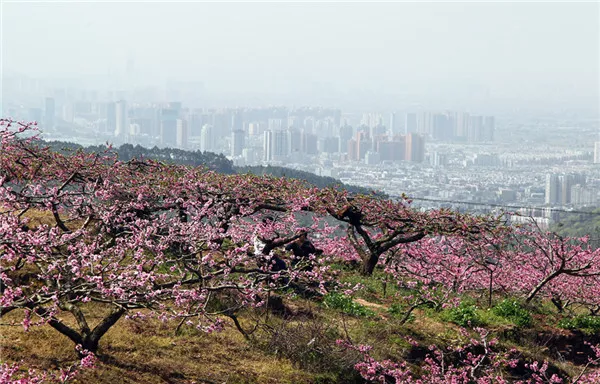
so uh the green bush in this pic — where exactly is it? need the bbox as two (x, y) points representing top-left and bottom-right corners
(492, 299), (532, 327)
(386, 304), (415, 323)
(323, 293), (375, 317)
(558, 315), (600, 334)
(387, 303), (405, 317)
(442, 303), (484, 327)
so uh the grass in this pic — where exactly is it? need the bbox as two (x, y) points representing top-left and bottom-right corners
(558, 315), (600, 335)
(322, 293), (375, 317)
(2, 268), (598, 383)
(0, 309), (313, 384)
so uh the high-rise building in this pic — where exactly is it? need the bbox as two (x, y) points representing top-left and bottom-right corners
(231, 110), (243, 132)
(44, 97), (55, 130)
(231, 129), (244, 157)
(159, 107), (179, 147)
(594, 142), (600, 163)
(406, 133), (425, 162)
(361, 113), (383, 128)
(377, 137), (406, 162)
(176, 119), (188, 149)
(483, 116), (495, 141)
(365, 151), (380, 165)
(339, 125), (354, 153)
(303, 117), (315, 133)
(468, 115), (484, 142)
(545, 174), (560, 205)
(242, 148), (255, 164)
(272, 130), (289, 160)
(268, 118), (284, 131)
(200, 124), (216, 152)
(417, 112), (434, 136)
(187, 110), (205, 137)
(389, 113), (399, 135)
(432, 113), (451, 141)
(430, 152), (448, 167)
(263, 130), (273, 162)
(571, 184), (598, 206)
(347, 138), (358, 161)
(106, 102), (116, 135)
(212, 111), (229, 140)
(354, 131), (371, 161)
(369, 124), (386, 139)
(62, 104), (74, 123)
(248, 122), (262, 136)
(115, 100), (127, 138)
(394, 135), (408, 161)
(319, 137), (340, 154)
(405, 113), (417, 134)
(454, 112), (470, 139)
(287, 128), (302, 154)
(301, 130), (318, 155)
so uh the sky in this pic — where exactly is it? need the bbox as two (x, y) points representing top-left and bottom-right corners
(2, 1), (599, 108)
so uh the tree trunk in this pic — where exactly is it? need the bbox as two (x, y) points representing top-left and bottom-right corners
(525, 269), (562, 304)
(488, 271), (494, 308)
(36, 305), (125, 354)
(361, 253), (380, 276)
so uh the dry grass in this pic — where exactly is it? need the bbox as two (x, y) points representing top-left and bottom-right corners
(0, 309), (314, 384)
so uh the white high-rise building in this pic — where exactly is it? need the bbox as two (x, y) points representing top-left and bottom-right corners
(176, 119), (188, 149)
(263, 130), (289, 162)
(200, 124), (215, 152)
(263, 130), (273, 162)
(594, 142), (600, 163)
(115, 100), (127, 138)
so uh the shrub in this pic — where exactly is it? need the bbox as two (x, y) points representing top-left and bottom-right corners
(442, 303), (484, 327)
(261, 319), (363, 383)
(558, 315), (600, 334)
(387, 304), (416, 323)
(323, 293), (375, 318)
(492, 299), (532, 327)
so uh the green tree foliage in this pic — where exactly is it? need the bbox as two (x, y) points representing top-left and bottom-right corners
(42, 140), (235, 174)
(551, 207), (600, 247)
(236, 165), (374, 195)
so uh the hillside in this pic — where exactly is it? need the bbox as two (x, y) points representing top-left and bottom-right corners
(2, 270), (599, 383)
(1, 119), (599, 383)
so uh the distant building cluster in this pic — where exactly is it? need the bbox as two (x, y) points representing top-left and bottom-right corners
(404, 112), (495, 143)
(545, 172), (596, 206)
(26, 98), (496, 167)
(5, 78), (600, 223)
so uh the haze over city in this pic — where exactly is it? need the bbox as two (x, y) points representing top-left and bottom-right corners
(1, 1), (599, 223)
(4, 3), (600, 383)
(3, 1), (598, 110)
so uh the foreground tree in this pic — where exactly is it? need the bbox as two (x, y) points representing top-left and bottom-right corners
(0, 119), (328, 354)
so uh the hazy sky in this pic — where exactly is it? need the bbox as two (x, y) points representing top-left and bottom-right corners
(2, 1), (599, 106)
